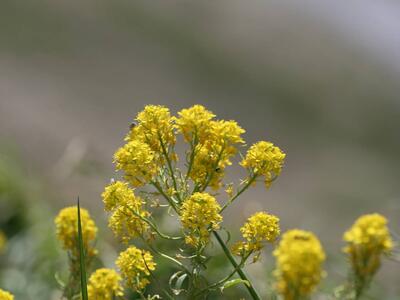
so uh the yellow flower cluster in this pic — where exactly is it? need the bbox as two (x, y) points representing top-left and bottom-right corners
(88, 268), (124, 300)
(127, 105), (176, 154)
(176, 105), (245, 189)
(54, 206), (98, 257)
(175, 104), (215, 143)
(0, 231), (6, 253)
(0, 289), (13, 300)
(180, 192), (223, 247)
(273, 229), (326, 300)
(241, 141), (286, 188)
(102, 181), (150, 243)
(233, 212), (280, 256)
(343, 213), (393, 279)
(114, 140), (158, 187)
(116, 246), (156, 291)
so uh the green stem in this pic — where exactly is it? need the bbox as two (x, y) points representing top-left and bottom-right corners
(126, 207), (183, 240)
(194, 251), (253, 297)
(158, 132), (181, 202)
(220, 174), (257, 213)
(185, 133), (199, 181)
(213, 231), (261, 300)
(151, 180), (179, 213)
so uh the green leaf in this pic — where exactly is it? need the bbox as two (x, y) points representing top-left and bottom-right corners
(77, 198), (88, 300)
(220, 279), (250, 293)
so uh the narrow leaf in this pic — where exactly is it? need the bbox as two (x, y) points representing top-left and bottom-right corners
(77, 198), (88, 300)
(220, 279), (250, 293)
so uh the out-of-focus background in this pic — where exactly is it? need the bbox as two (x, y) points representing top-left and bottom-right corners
(1, 0), (400, 299)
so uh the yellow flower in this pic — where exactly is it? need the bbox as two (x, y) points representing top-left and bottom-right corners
(188, 120), (245, 190)
(0, 231), (7, 254)
(54, 206), (97, 257)
(343, 213), (393, 280)
(116, 246), (156, 291)
(114, 139), (158, 187)
(88, 268), (124, 299)
(273, 229), (326, 300)
(240, 141), (286, 188)
(175, 105), (215, 143)
(126, 105), (176, 152)
(180, 192), (223, 247)
(233, 211), (280, 257)
(102, 181), (150, 243)
(0, 289), (13, 300)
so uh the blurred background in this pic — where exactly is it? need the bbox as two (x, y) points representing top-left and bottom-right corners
(0, 0), (399, 299)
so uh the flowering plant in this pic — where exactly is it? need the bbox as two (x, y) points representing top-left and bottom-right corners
(48, 105), (396, 300)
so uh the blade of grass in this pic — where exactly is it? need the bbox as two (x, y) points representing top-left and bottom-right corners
(77, 197), (88, 300)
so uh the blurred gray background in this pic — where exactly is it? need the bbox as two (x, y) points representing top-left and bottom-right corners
(0, 0), (399, 298)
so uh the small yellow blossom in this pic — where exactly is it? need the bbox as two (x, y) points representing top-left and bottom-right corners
(114, 139), (158, 187)
(88, 268), (124, 299)
(175, 105), (215, 143)
(180, 192), (223, 247)
(240, 141), (285, 188)
(233, 211), (280, 257)
(188, 120), (245, 190)
(343, 213), (393, 280)
(273, 229), (326, 300)
(102, 180), (134, 211)
(116, 246), (156, 291)
(126, 105), (176, 152)
(0, 289), (13, 300)
(55, 206), (98, 257)
(102, 181), (150, 243)
(0, 231), (7, 254)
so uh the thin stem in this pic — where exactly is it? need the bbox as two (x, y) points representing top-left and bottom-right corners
(126, 207), (183, 240)
(198, 145), (225, 193)
(185, 133), (199, 181)
(151, 180), (179, 213)
(220, 174), (258, 213)
(194, 251), (253, 297)
(158, 132), (181, 202)
(213, 231), (261, 300)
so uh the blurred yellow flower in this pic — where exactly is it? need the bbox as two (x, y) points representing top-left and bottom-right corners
(273, 229), (326, 300)
(0, 289), (14, 300)
(116, 246), (156, 291)
(88, 268), (124, 300)
(54, 206), (97, 257)
(343, 213), (393, 280)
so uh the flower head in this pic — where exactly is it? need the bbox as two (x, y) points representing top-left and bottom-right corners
(88, 268), (124, 299)
(273, 229), (326, 300)
(180, 192), (223, 247)
(233, 211), (280, 257)
(127, 105), (176, 152)
(175, 105), (215, 143)
(114, 139), (158, 187)
(188, 120), (245, 190)
(102, 181), (150, 243)
(343, 213), (393, 279)
(241, 141), (285, 188)
(54, 206), (97, 257)
(116, 246), (156, 291)
(0, 289), (13, 300)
